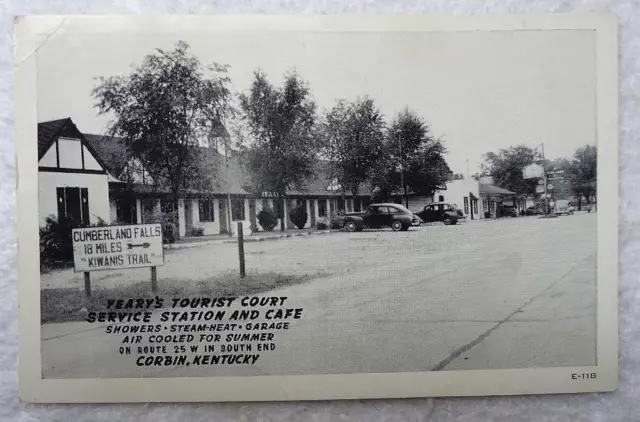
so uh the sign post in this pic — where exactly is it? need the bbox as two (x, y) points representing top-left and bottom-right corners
(72, 223), (165, 293)
(237, 222), (246, 278)
(150, 266), (158, 293)
(83, 272), (91, 298)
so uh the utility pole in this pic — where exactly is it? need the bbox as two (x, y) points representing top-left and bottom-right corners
(541, 142), (548, 216)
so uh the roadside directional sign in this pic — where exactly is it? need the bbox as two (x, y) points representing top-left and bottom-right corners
(72, 223), (164, 272)
(538, 179), (545, 185)
(536, 186), (545, 194)
(547, 183), (554, 190)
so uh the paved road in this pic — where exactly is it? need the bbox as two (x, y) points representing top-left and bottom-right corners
(41, 213), (597, 378)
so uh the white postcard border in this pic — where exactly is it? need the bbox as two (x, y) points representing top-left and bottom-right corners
(16, 14), (618, 403)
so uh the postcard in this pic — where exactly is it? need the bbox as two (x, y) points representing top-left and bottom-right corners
(15, 14), (618, 402)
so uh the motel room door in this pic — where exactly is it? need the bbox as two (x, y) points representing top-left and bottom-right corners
(56, 187), (90, 226)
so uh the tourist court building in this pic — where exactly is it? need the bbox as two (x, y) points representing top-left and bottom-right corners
(38, 118), (517, 238)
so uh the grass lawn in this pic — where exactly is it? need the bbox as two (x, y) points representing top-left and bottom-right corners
(41, 271), (310, 324)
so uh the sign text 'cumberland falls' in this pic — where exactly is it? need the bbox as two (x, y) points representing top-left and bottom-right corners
(72, 224), (164, 272)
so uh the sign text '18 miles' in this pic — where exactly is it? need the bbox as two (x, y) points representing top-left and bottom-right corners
(72, 224), (164, 272)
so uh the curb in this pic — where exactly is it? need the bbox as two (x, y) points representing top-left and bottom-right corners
(165, 230), (335, 250)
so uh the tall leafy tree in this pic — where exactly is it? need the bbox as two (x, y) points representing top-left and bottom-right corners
(92, 41), (233, 227)
(481, 145), (539, 196)
(237, 70), (318, 231)
(378, 108), (451, 205)
(321, 98), (386, 198)
(568, 145), (597, 208)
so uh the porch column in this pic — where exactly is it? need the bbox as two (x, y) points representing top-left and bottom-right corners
(244, 198), (250, 222)
(191, 199), (199, 226)
(283, 198), (289, 230)
(212, 198), (220, 234)
(135, 199), (142, 223)
(326, 199), (331, 217)
(177, 199), (186, 237)
(305, 199), (312, 228)
(313, 199), (320, 221)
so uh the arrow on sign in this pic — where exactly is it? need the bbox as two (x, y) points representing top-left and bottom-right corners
(127, 242), (151, 250)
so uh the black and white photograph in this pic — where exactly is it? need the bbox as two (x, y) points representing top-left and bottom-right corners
(16, 15), (618, 402)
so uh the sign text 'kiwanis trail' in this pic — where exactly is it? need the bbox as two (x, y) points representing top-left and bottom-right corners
(72, 224), (164, 272)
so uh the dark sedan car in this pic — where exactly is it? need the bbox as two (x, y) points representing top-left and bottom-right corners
(414, 202), (463, 225)
(343, 203), (420, 232)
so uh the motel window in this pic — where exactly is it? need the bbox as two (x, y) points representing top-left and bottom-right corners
(231, 199), (246, 221)
(337, 199), (345, 214)
(463, 197), (469, 215)
(160, 200), (174, 215)
(56, 187), (89, 226)
(473, 199), (479, 215)
(483, 199), (488, 212)
(115, 197), (137, 224)
(199, 198), (215, 222)
(318, 200), (327, 217)
(438, 195), (445, 202)
(354, 199), (361, 212)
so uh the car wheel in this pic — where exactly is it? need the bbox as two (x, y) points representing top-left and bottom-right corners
(345, 221), (357, 232)
(443, 218), (452, 225)
(391, 221), (403, 231)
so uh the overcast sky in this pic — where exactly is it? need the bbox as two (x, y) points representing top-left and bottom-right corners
(37, 29), (596, 175)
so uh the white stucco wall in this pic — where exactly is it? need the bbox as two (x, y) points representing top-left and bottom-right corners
(40, 144), (57, 167)
(57, 138), (83, 169)
(38, 171), (110, 227)
(434, 179), (482, 219)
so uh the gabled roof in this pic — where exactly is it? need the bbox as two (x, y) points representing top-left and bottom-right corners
(479, 184), (516, 196)
(38, 118), (72, 159)
(38, 118), (111, 174)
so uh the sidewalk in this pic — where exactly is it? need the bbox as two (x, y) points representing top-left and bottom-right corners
(168, 228), (334, 249)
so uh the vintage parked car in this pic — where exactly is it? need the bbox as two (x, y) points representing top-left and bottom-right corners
(342, 203), (421, 232)
(553, 199), (574, 216)
(525, 205), (545, 216)
(414, 202), (464, 225)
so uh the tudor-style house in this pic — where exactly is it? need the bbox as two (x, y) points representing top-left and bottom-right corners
(38, 118), (113, 227)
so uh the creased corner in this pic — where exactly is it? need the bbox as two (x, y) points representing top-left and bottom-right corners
(15, 17), (69, 67)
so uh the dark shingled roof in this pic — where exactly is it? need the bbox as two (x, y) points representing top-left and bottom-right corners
(38, 118), (71, 159)
(83, 133), (130, 177)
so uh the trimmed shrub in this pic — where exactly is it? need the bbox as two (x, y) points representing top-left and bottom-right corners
(141, 209), (179, 244)
(39, 216), (110, 270)
(258, 206), (278, 232)
(330, 213), (345, 230)
(39, 216), (75, 269)
(186, 226), (205, 237)
(315, 217), (330, 230)
(289, 204), (308, 229)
